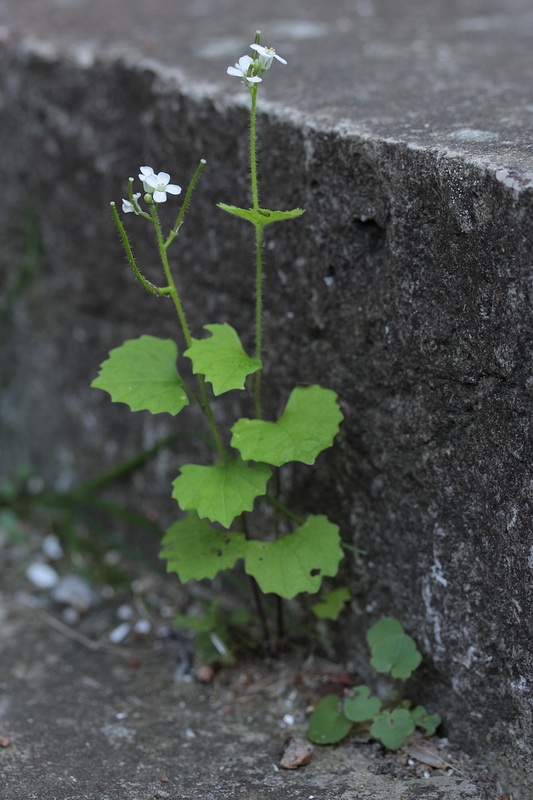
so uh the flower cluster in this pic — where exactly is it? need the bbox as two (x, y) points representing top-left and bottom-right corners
(227, 42), (287, 88)
(122, 166), (182, 213)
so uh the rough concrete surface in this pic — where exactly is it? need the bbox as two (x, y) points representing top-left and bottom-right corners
(0, 542), (496, 800)
(0, 1), (532, 798)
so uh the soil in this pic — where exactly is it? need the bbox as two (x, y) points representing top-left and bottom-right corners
(0, 516), (503, 800)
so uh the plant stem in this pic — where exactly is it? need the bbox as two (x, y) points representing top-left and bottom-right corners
(265, 493), (305, 525)
(151, 204), (227, 462)
(249, 84), (264, 418)
(240, 514), (271, 652)
(165, 159), (207, 249)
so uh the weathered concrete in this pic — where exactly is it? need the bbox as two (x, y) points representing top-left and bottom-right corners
(0, 1), (532, 797)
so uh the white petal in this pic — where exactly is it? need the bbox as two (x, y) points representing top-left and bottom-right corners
(274, 54), (287, 64)
(246, 76), (262, 84)
(156, 171), (171, 184)
(153, 190), (167, 202)
(238, 55), (254, 70)
(122, 199), (134, 213)
(250, 44), (266, 55)
(165, 183), (181, 195)
(144, 174), (159, 189)
(227, 66), (243, 76)
(139, 166), (154, 178)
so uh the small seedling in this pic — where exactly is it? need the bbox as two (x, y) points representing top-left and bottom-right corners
(307, 617), (441, 749)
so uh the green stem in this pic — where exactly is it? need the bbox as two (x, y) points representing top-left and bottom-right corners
(111, 203), (170, 296)
(151, 203), (227, 462)
(253, 223), (263, 417)
(74, 432), (215, 495)
(165, 159), (207, 249)
(250, 86), (259, 211)
(249, 84), (264, 418)
(265, 493), (304, 525)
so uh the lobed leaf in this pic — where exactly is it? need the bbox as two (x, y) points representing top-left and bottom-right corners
(370, 709), (415, 750)
(160, 512), (246, 581)
(307, 694), (353, 745)
(171, 458), (272, 529)
(217, 203), (305, 228)
(91, 335), (188, 415)
(366, 617), (405, 649)
(184, 323), (261, 395)
(370, 632), (422, 679)
(343, 686), (382, 723)
(244, 515), (342, 599)
(231, 385), (343, 466)
(410, 705), (442, 736)
(311, 586), (351, 620)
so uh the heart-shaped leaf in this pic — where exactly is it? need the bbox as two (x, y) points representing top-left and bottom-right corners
(307, 694), (353, 744)
(370, 709), (415, 750)
(410, 705), (442, 736)
(184, 323), (261, 395)
(370, 633), (422, 679)
(244, 515), (342, 598)
(91, 336), (188, 415)
(231, 385), (343, 466)
(366, 617), (405, 649)
(160, 512), (246, 581)
(343, 686), (382, 723)
(172, 458), (271, 528)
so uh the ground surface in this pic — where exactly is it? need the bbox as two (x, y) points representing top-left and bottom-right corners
(0, 523), (500, 800)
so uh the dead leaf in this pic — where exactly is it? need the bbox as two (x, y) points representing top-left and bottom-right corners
(407, 743), (446, 768)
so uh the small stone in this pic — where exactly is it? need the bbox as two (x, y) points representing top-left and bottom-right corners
(26, 562), (59, 589)
(117, 604), (134, 620)
(134, 618), (151, 634)
(280, 737), (314, 769)
(195, 665), (215, 684)
(108, 623), (131, 643)
(52, 575), (95, 611)
(42, 534), (63, 560)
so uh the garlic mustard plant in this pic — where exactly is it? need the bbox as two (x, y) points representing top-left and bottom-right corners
(92, 31), (348, 654)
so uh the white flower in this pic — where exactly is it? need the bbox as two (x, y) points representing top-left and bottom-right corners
(122, 193), (141, 214)
(139, 166), (182, 203)
(227, 55), (262, 87)
(249, 43), (287, 70)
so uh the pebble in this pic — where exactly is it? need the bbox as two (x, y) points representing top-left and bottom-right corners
(52, 575), (95, 611)
(25, 562), (59, 589)
(41, 534), (63, 560)
(108, 623), (131, 643)
(134, 618), (151, 634)
(117, 604), (134, 620)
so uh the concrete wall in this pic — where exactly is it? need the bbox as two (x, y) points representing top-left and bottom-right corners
(0, 9), (532, 796)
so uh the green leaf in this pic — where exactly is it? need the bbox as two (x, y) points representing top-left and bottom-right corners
(184, 323), (261, 395)
(244, 515), (342, 599)
(311, 587), (351, 620)
(410, 705), (442, 736)
(91, 336), (188, 415)
(370, 709), (415, 750)
(343, 686), (382, 723)
(172, 458), (272, 529)
(366, 617), (405, 649)
(160, 512), (246, 581)
(307, 695), (353, 744)
(370, 633), (422, 679)
(217, 203), (305, 228)
(231, 385), (343, 466)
